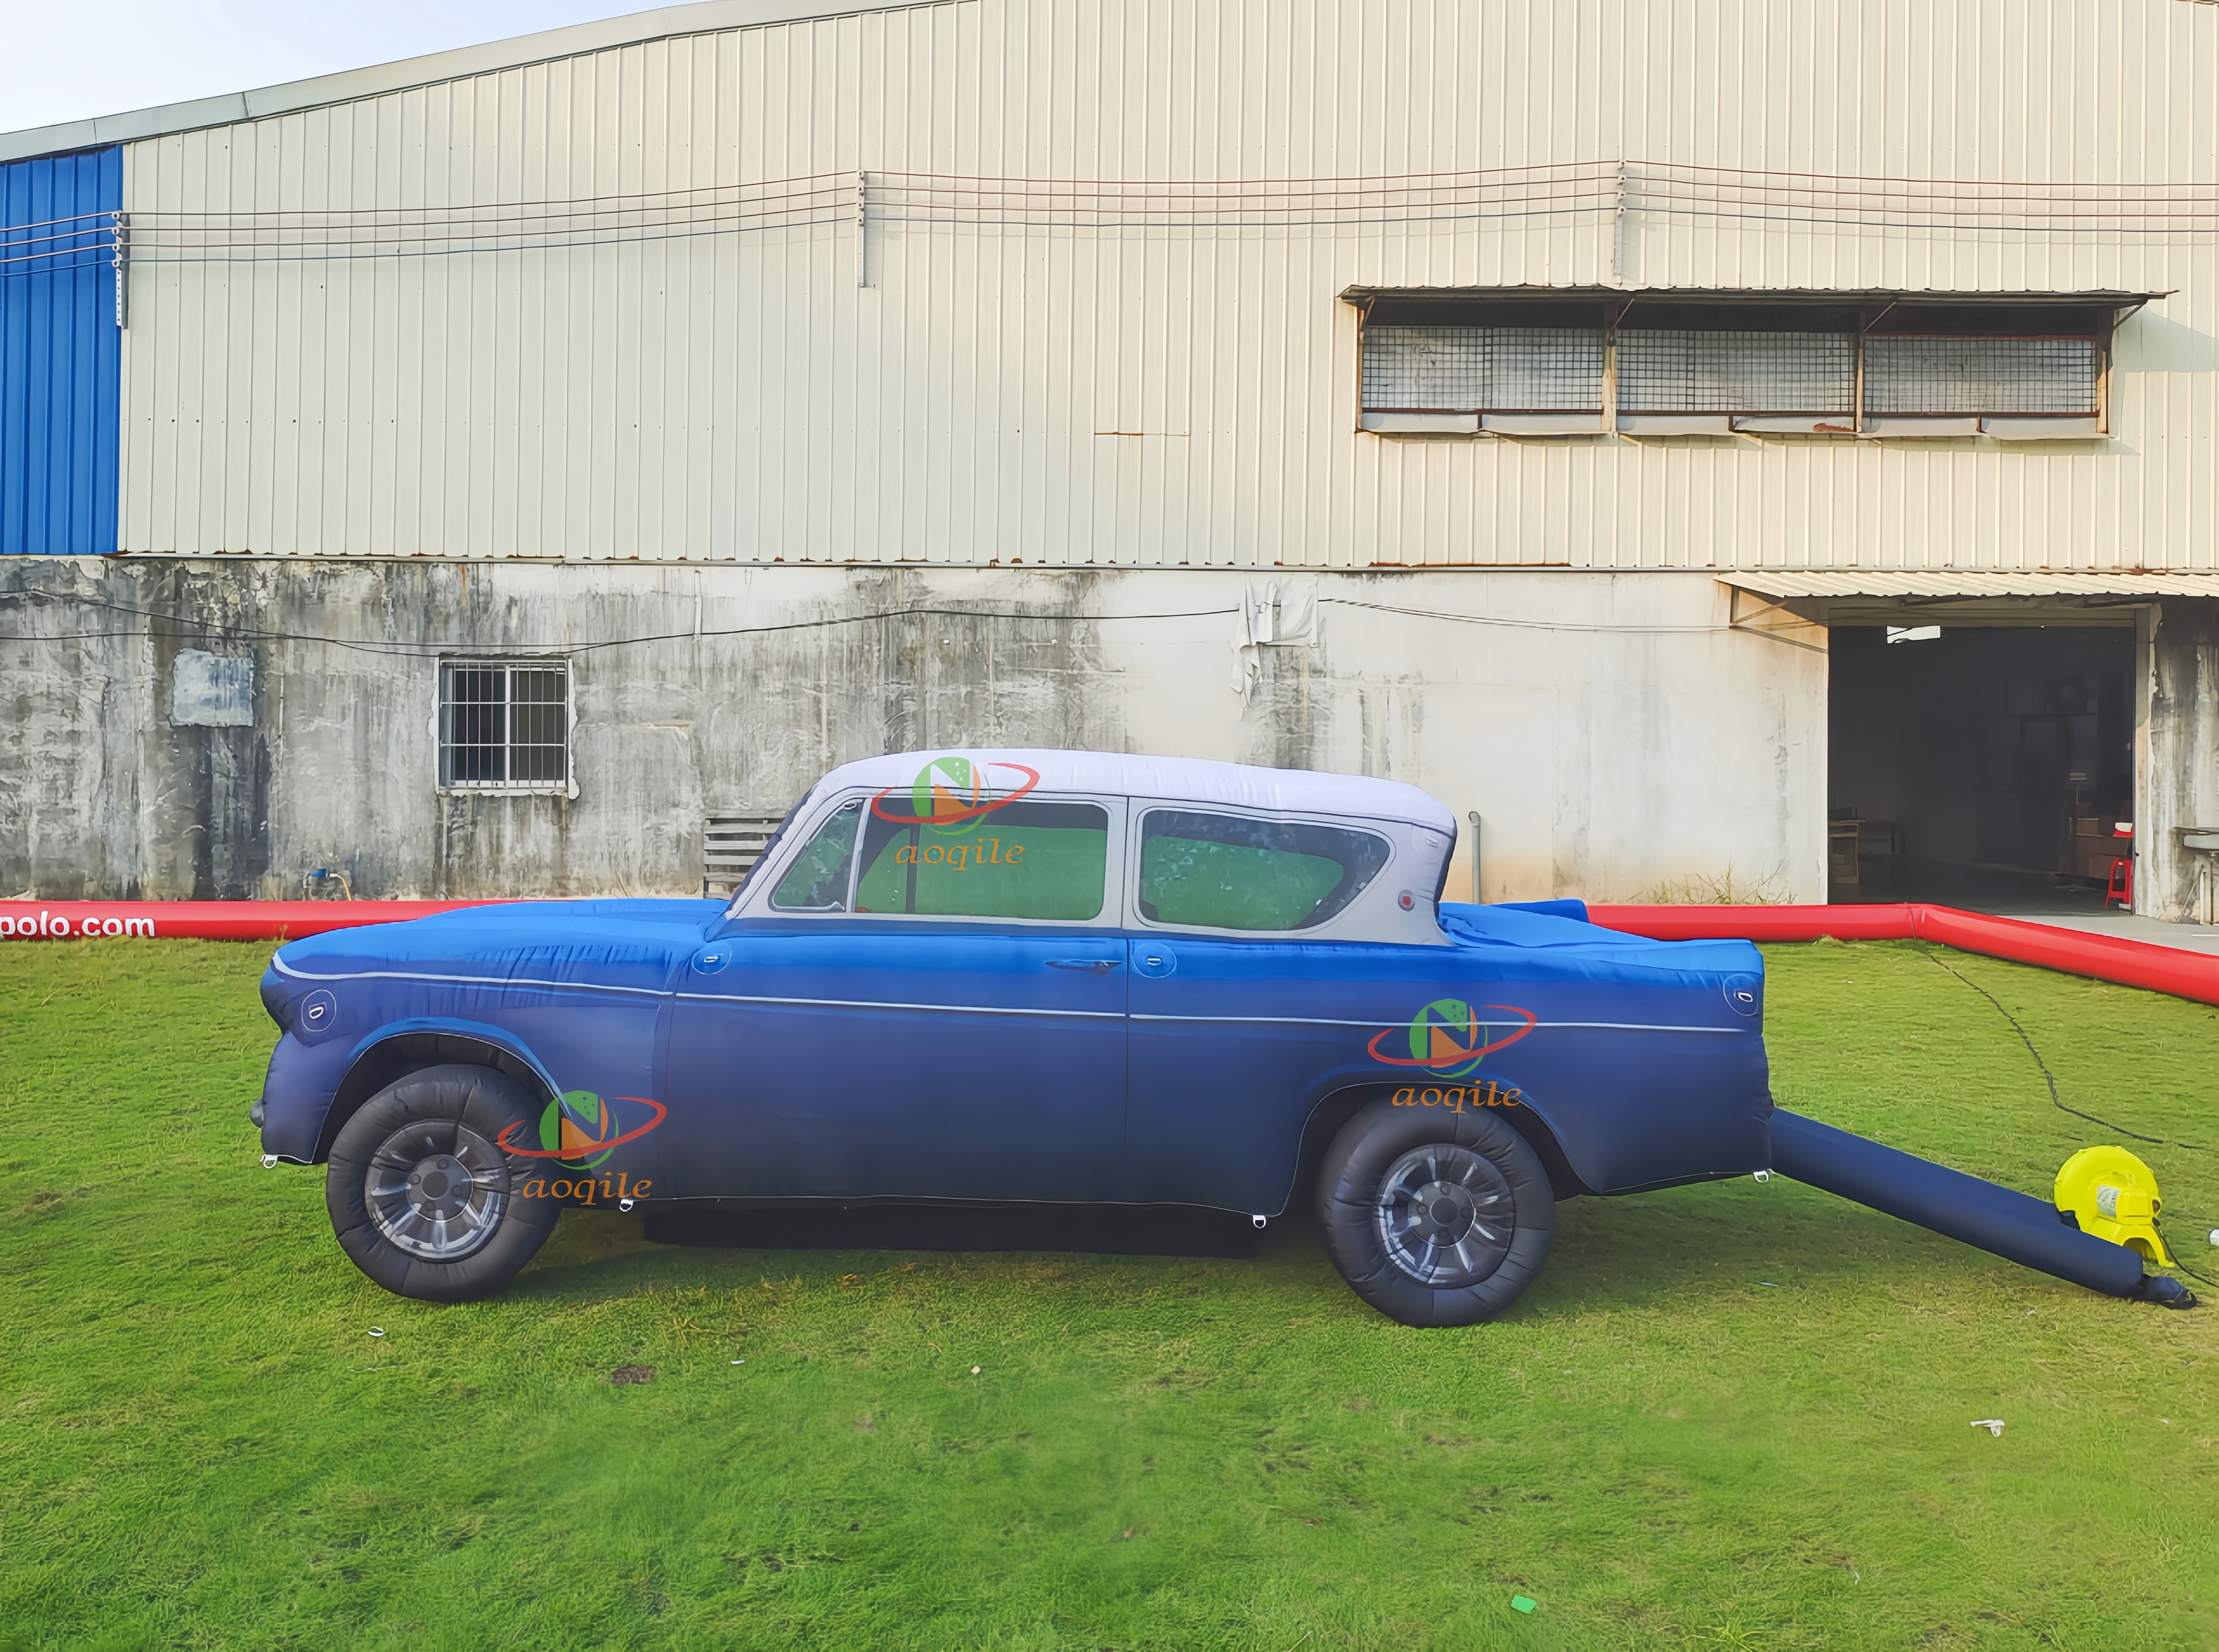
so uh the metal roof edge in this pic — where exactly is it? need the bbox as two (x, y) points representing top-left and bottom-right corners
(0, 0), (932, 166)
(1341, 284), (2169, 305)
(1721, 570), (2219, 598)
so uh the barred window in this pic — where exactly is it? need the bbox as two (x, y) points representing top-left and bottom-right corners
(1361, 325), (1604, 412)
(1864, 335), (2098, 416)
(1617, 328), (1855, 415)
(439, 660), (570, 791)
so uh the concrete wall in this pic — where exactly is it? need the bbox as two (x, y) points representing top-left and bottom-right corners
(2144, 600), (2219, 924)
(0, 559), (1826, 904)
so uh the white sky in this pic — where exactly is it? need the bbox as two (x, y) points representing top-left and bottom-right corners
(2, 0), (649, 135)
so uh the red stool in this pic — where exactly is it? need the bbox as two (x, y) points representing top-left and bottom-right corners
(2108, 822), (2134, 909)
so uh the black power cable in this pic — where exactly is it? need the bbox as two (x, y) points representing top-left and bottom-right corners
(0, 591), (1246, 660)
(1923, 950), (2207, 1151)
(1923, 948), (2215, 1286)
(0, 588), (1793, 658)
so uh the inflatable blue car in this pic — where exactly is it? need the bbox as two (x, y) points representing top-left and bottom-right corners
(254, 750), (1773, 1326)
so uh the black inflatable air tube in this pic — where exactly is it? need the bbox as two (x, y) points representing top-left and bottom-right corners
(1769, 1109), (2146, 1298)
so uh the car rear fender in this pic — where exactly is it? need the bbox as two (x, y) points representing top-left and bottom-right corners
(312, 1025), (563, 1163)
(1288, 1081), (1593, 1213)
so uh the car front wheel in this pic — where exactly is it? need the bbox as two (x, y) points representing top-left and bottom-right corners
(1316, 1096), (1556, 1327)
(325, 1064), (563, 1302)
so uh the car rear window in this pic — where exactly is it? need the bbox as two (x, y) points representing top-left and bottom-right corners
(769, 800), (862, 911)
(1137, 809), (1391, 931)
(855, 798), (1108, 921)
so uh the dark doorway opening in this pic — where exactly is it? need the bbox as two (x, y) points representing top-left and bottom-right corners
(1829, 626), (2135, 912)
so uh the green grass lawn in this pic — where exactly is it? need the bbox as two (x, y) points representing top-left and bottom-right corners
(2, 937), (2215, 1651)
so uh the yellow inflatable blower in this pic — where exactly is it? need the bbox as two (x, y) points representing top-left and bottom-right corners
(2054, 1146), (2177, 1268)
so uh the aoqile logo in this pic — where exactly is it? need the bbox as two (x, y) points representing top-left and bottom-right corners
(496, 1089), (667, 1169)
(869, 757), (1040, 834)
(1367, 998), (1536, 1078)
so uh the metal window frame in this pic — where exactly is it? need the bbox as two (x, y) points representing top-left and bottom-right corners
(1351, 289), (2134, 440)
(436, 657), (576, 798)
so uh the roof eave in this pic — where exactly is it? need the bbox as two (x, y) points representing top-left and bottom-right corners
(0, 0), (910, 166)
(1341, 284), (2170, 307)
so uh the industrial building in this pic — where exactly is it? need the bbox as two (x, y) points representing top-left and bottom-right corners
(4, 0), (2218, 921)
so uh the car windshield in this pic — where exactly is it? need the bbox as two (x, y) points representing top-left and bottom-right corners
(767, 800), (862, 911)
(1137, 809), (1391, 930)
(726, 790), (814, 916)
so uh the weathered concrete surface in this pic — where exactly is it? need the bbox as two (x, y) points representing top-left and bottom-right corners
(0, 559), (1827, 903)
(2144, 599), (2219, 924)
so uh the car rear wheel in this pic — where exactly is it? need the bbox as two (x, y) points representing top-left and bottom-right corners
(326, 1064), (563, 1302)
(1316, 1096), (1556, 1327)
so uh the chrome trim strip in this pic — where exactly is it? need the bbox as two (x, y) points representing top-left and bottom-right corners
(273, 956), (1741, 1037)
(674, 992), (1122, 1021)
(270, 956), (667, 995)
(1129, 1014), (1740, 1034)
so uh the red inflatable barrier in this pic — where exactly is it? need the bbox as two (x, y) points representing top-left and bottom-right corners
(1586, 903), (1917, 944)
(1588, 902), (2219, 1009)
(0, 900), (497, 943)
(7, 896), (2216, 1011)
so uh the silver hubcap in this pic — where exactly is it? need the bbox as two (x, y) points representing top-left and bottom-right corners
(1375, 1143), (1516, 1288)
(366, 1120), (511, 1261)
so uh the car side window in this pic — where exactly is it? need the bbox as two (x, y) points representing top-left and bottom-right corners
(855, 798), (1108, 921)
(1137, 808), (1391, 931)
(769, 800), (862, 911)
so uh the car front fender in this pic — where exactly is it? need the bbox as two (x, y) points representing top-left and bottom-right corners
(257, 1016), (565, 1164)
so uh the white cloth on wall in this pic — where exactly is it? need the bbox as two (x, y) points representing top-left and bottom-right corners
(1233, 579), (1319, 700)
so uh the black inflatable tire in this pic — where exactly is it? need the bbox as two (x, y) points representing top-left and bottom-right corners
(1315, 1096), (1557, 1327)
(326, 1064), (563, 1303)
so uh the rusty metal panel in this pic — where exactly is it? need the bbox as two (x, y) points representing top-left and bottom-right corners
(109, 0), (2219, 572)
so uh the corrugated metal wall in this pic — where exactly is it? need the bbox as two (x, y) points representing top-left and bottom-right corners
(1, 147), (120, 556)
(114, 0), (2219, 570)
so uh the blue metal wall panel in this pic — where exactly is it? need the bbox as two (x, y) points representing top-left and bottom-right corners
(0, 148), (120, 556)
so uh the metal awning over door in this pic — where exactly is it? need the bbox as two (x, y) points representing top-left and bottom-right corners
(1723, 571), (2219, 628)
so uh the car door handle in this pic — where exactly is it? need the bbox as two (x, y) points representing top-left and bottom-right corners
(1047, 959), (1123, 973)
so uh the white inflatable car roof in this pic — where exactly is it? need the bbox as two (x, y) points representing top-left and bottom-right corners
(810, 749), (1458, 833)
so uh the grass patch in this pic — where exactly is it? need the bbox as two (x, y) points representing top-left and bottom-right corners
(0, 937), (2215, 1649)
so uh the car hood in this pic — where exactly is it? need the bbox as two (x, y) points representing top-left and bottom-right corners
(260, 898), (722, 1026)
